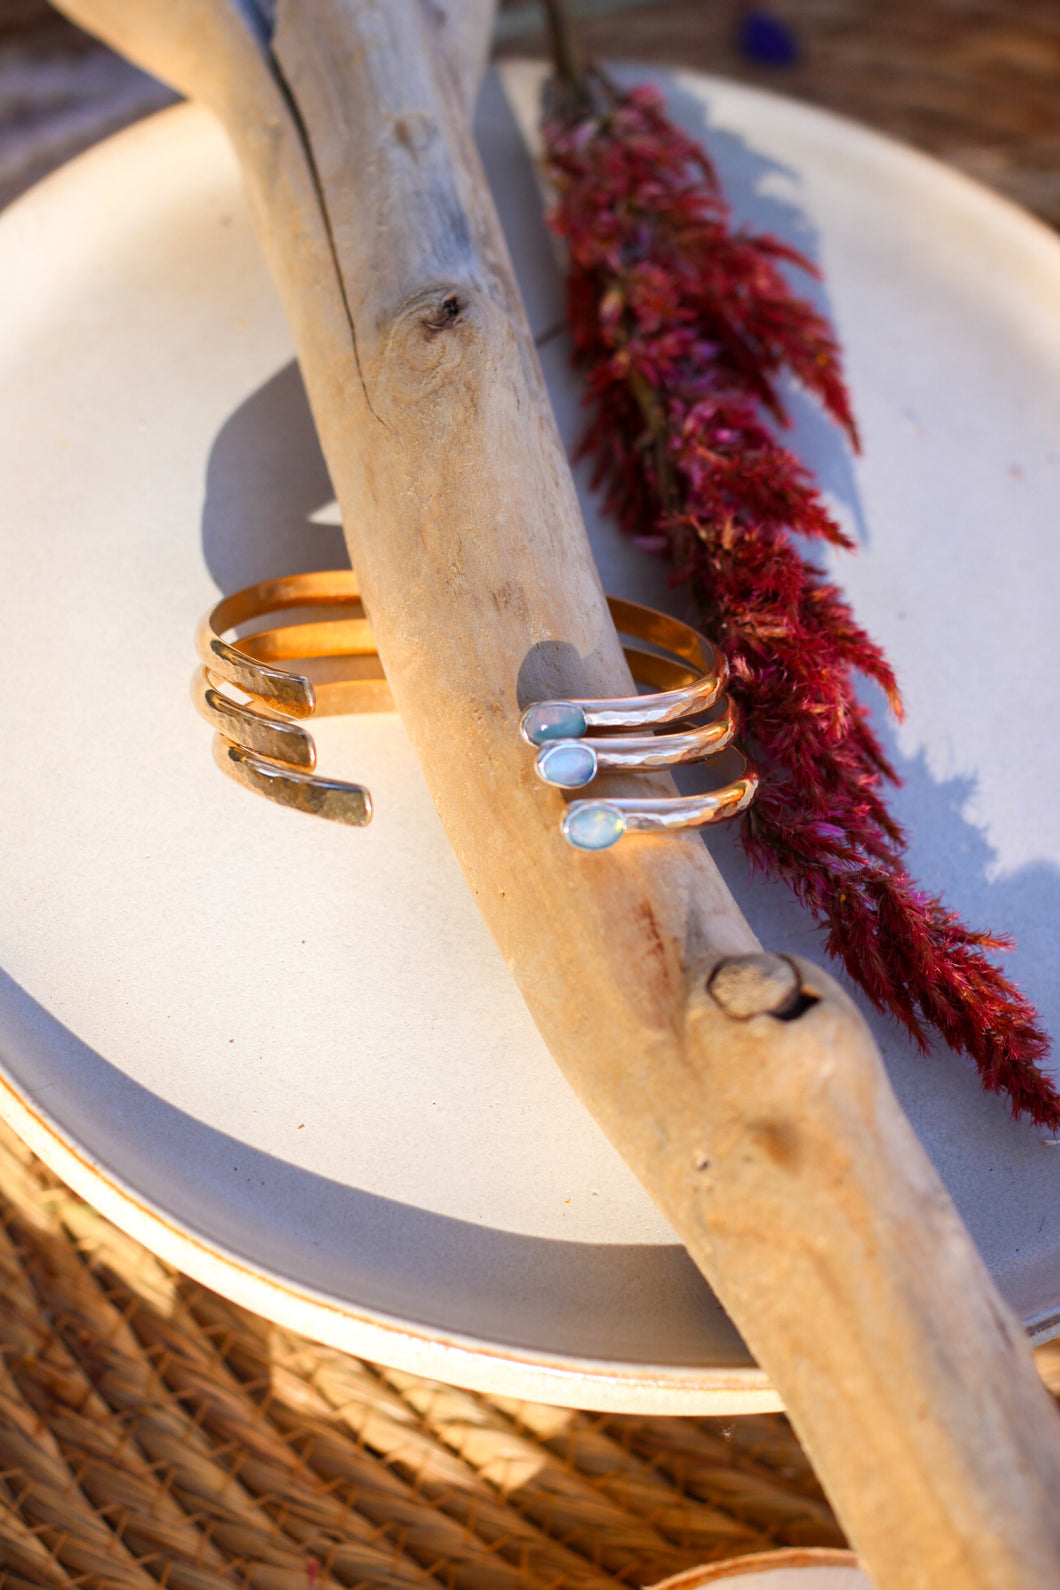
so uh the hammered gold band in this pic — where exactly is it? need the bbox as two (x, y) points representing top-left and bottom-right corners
(195, 570), (388, 717)
(193, 570), (390, 827)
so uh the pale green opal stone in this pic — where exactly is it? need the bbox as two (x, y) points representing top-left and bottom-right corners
(563, 802), (626, 851)
(522, 701), (587, 746)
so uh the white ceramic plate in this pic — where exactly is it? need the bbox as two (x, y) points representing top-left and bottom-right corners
(651, 1552), (867, 1588)
(0, 61), (1057, 1412)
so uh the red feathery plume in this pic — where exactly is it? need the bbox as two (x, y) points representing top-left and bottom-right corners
(541, 66), (1058, 1128)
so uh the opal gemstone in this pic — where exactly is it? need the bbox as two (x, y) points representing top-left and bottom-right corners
(536, 741), (598, 789)
(563, 802), (627, 852)
(522, 700), (587, 746)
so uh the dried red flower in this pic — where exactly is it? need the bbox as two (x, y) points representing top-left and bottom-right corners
(542, 70), (1059, 1128)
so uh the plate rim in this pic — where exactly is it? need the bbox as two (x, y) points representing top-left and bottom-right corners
(649, 1547), (865, 1586)
(0, 1064), (781, 1413)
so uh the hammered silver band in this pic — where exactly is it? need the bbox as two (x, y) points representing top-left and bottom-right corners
(519, 598), (758, 849)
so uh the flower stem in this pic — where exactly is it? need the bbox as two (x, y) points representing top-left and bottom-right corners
(629, 368), (676, 511)
(540, 0), (586, 100)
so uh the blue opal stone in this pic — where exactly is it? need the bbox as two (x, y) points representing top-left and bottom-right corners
(522, 700), (587, 746)
(536, 741), (598, 789)
(563, 802), (626, 852)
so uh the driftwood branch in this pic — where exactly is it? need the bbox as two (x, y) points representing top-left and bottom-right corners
(48, 1), (1060, 1585)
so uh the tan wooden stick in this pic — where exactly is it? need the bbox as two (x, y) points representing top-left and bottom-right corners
(48, 1), (1060, 1584)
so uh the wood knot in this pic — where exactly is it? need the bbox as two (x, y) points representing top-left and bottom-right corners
(392, 111), (435, 156)
(707, 954), (808, 1019)
(422, 293), (465, 335)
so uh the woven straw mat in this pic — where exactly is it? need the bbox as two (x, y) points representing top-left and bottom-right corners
(0, 1115), (1058, 1590)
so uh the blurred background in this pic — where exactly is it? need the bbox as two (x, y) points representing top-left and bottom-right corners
(1, 0), (1058, 224)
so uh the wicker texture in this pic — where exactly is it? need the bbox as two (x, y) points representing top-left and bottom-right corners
(0, 1118), (848, 1589)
